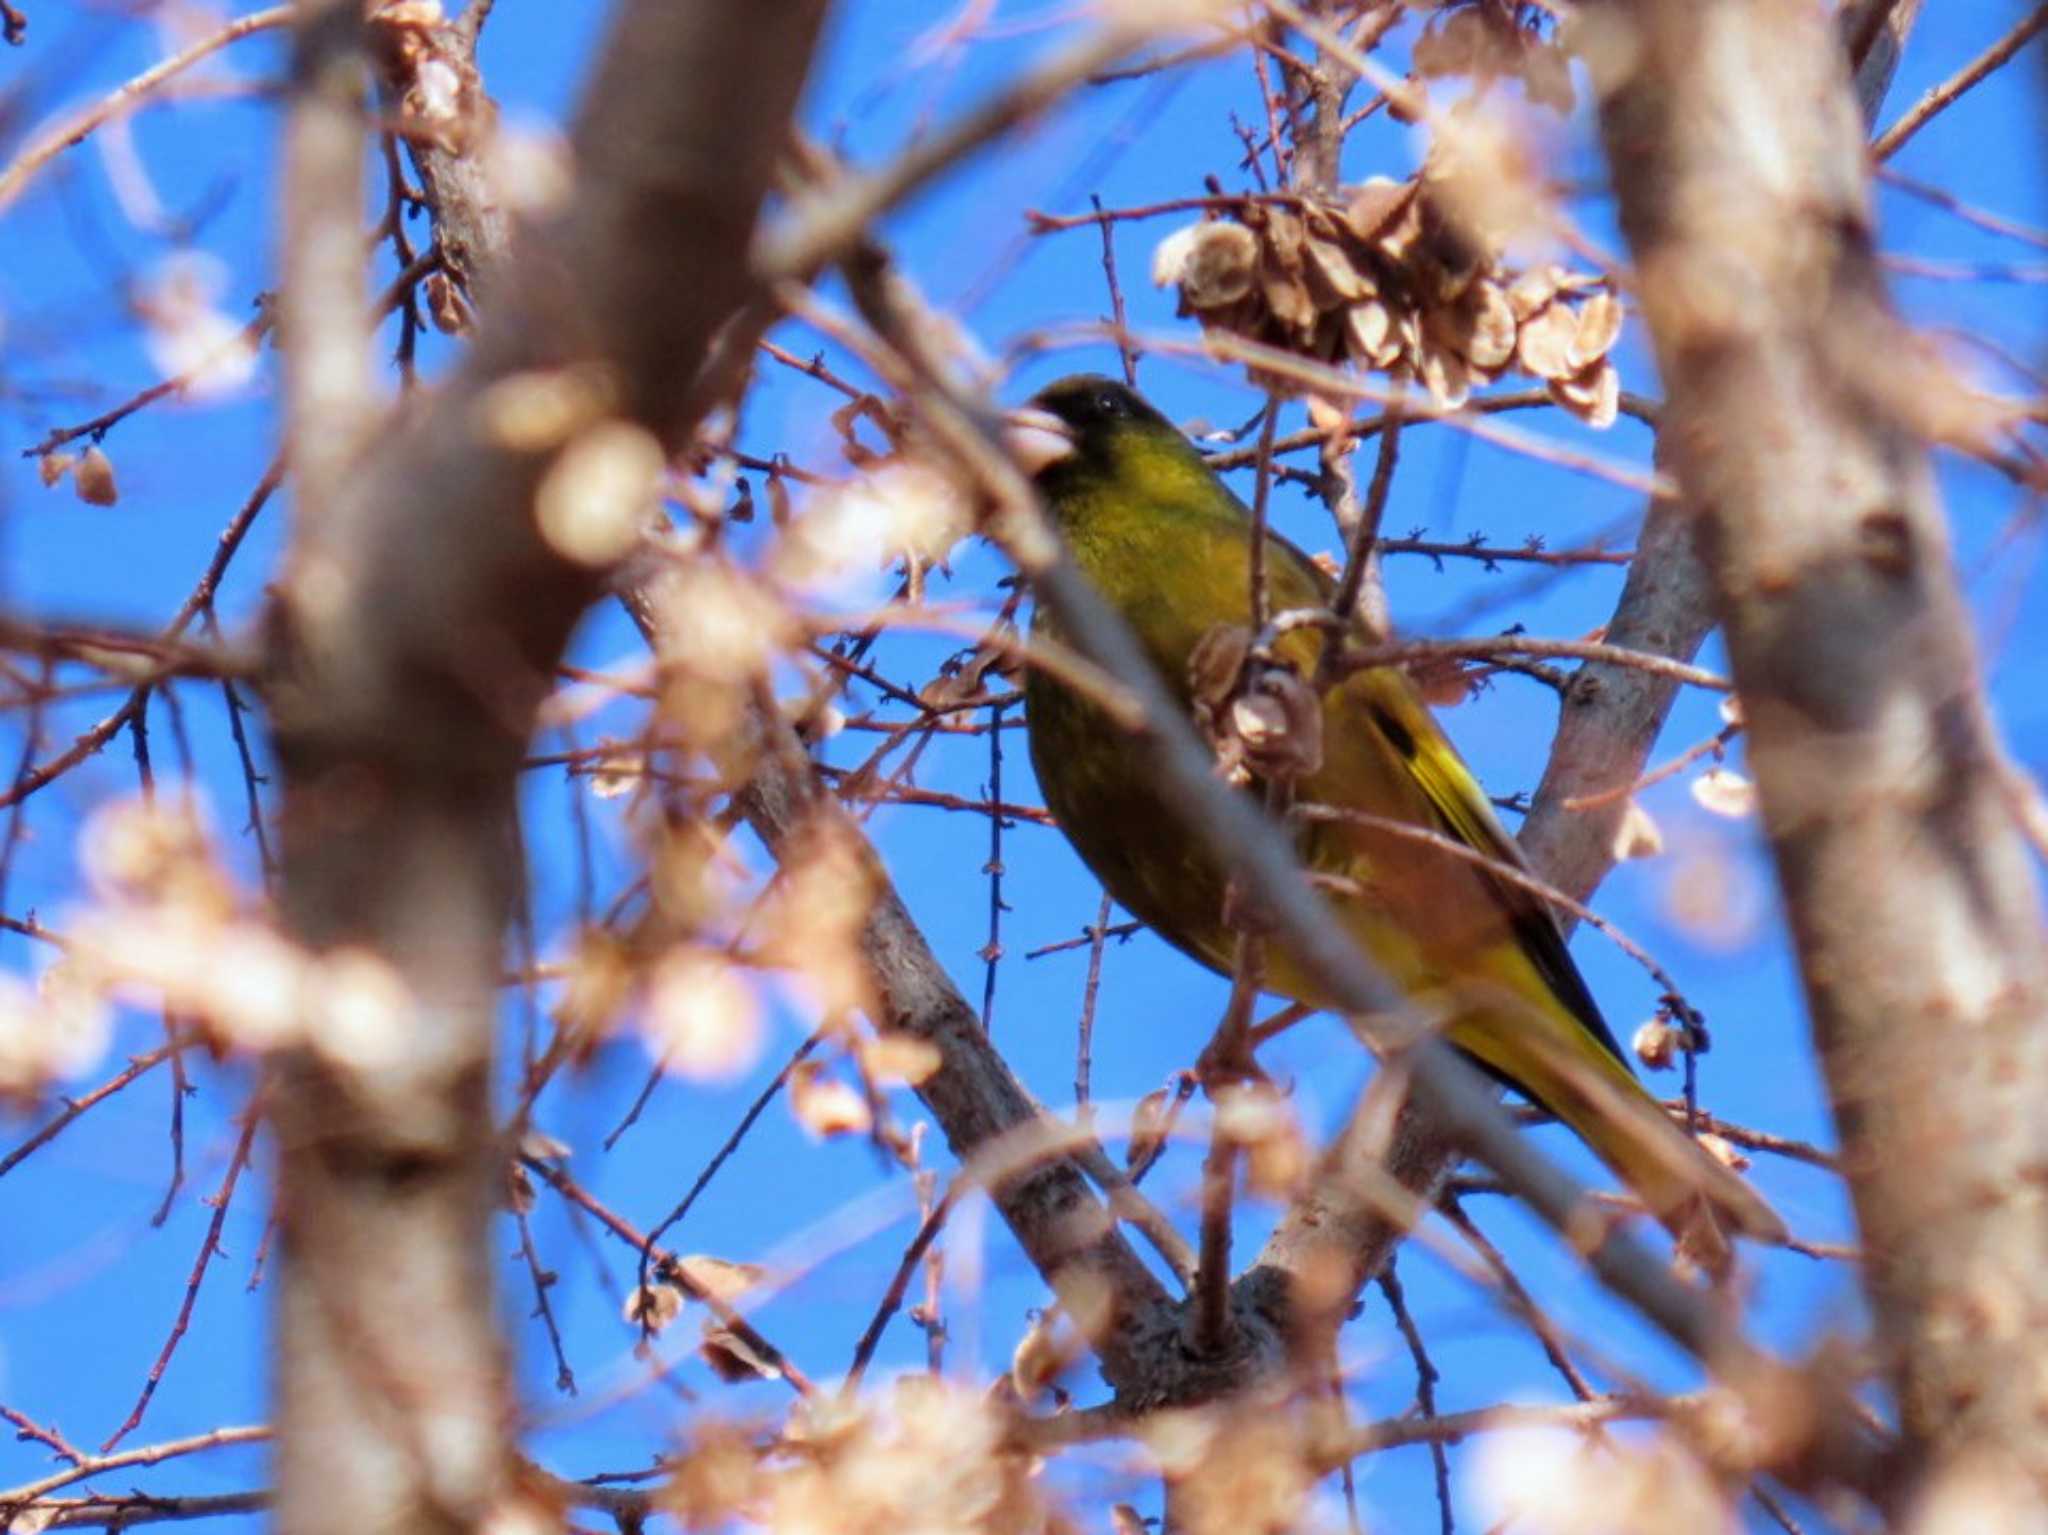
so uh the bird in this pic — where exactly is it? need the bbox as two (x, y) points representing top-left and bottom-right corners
(1009, 372), (1785, 1259)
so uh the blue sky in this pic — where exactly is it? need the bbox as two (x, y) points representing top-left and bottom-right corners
(2, 1), (2045, 1530)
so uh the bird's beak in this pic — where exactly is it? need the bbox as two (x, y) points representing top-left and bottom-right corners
(1003, 408), (1075, 476)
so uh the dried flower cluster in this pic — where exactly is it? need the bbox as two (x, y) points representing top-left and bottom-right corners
(660, 1380), (1073, 1535)
(1153, 175), (1624, 424)
(1187, 624), (1324, 789)
(0, 795), (419, 1100)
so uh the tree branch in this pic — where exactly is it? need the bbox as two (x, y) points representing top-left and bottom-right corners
(1596, 0), (2048, 1512)
(262, 4), (830, 1534)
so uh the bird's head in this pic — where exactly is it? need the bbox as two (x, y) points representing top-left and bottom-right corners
(1004, 374), (1197, 493)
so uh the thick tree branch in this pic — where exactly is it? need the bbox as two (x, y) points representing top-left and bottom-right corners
(262, 6), (829, 1535)
(1520, 0), (1922, 917)
(1595, 0), (2048, 1513)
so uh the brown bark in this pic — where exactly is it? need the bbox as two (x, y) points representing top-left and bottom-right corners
(1594, 0), (2048, 1512)
(263, 5), (830, 1534)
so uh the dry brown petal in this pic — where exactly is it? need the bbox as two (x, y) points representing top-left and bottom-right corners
(1230, 1092), (1309, 1198)
(1554, 359), (1621, 429)
(1570, 289), (1625, 369)
(1155, 220), (1260, 310)
(424, 269), (471, 335)
(1632, 1017), (1680, 1070)
(1516, 300), (1580, 380)
(624, 1281), (686, 1334)
(655, 560), (793, 682)
(519, 1127), (571, 1161)
(1342, 299), (1397, 367)
(789, 1060), (872, 1139)
(1456, 279), (1517, 370)
(73, 446), (118, 507)
(1407, 654), (1474, 708)
(1342, 177), (1414, 243)
(1395, 307), (1425, 363)
(1262, 207), (1305, 271)
(699, 1322), (780, 1383)
(1187, 623), (1251, 714)
(1128, 1085), (1172, 1172)
(479, 364), (616, 451)
(1505, 264), (1563, 321)
(676, 1254), (767, 1304)
(1371, 190), (1428, 264)
(652, 818), (741, 932)
(370, 0), (444, 26)
(37, 451), (75, 489)
(1417, 341), (1471, 411)
(1168, 1407), (1312, 1535)
(1233, 668), (1324, 781)
(1009, 1311), (1075, 1400)
(1413, 9), (1484, 77)
(1301, 234), (1368, 307)
(858, 1030), (942, 1086)
(1257, 263), (1317, 341)
(1611, 798), (1664, 862)
(1691, 767), (1756, 819)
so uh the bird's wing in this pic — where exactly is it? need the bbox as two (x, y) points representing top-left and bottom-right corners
(1345, 667), (1632, 1068)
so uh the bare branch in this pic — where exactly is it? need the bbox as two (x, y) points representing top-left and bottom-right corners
(1599, 0), (2048, 1509)
(0, 5), (293, 212)
(262, 3), (831, 1533)
(1872, 4), (2048, 161)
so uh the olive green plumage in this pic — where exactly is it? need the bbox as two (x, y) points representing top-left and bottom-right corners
(1020, 374), (1783, 1251)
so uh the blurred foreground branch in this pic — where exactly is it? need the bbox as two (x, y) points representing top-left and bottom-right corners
(261, 4), (828, 1534)
(1597, 0), (2048, 1515)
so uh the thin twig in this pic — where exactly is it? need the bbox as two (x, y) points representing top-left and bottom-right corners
(843, 1179), (958, 1390)
(103, 1107), (262, 1451)
(0, 6), (294, 211)
(1377, 1262), (1453, 1535)
(1871, 4), (2048, 160)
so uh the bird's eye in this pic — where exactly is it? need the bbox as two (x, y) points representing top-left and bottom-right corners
(1094, 389), (1126, 417)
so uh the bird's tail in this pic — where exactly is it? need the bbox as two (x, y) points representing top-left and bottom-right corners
(1443, 988), (1788, 1271)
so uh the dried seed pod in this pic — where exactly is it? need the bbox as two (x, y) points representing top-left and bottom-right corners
(1343, 177), (1414, 244)
(1551, 359), (1620, 428)
(1302, 234), (1370, 308)
(1569, 289), (1625, 370)
(1416, 340), (1471, 411)
(1258, 261), (1318, 342)
(1343, 300), (1398, 367)
(1632, 1017), (1680, 1070)
(1155, 220), (1260, 310)
(1505, 263), (1564, 321)
(1516, 300), (1580, 380)
(73, 446), (118, 507)
(1372, 192), (1428, 265)
(1434, 278), (1516, 372)
(1263, 207), (1307, 273)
